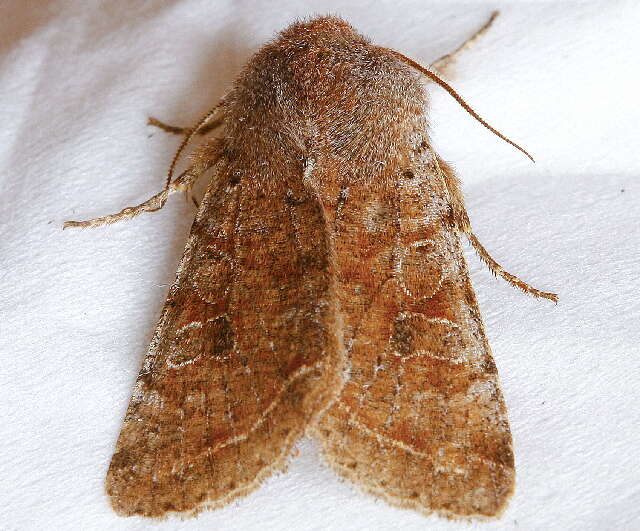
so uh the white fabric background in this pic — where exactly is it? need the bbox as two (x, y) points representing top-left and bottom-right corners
(1, 1), (639, 530)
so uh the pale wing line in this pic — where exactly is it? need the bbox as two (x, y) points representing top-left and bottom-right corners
(167, 320), (210, 368)
(337, 286), (505, 469)
(353, 209), (449, 423)
(201, 176), (238, 499)
(395, 239), (445, 300)
(180, 157), (334, 460)
(161, 322), (332, 464)
(330, 177), (393, 355)
(345, 265), (452, 411)
(350, 272), (399, 412)
(129, 163), (231, 510)
(209, 358), (328, 453)
(138, 357), (332, 476)
(352, 185), (404, 418)
(335, 401), (508, 472)
(383, 361), (405, 427)
(226, 175), (249, 480)
(345, 273), (396, 352)
(194, 253), (234, 302)
(141, 190), (207, 510)
(166, 158), (343, 513)
(333, 185), (350, 234)
(196, 178), (241, 507)
(379, 177), (406, 428)
(170, 413), (312, 519)
(390, 314), (465, 364)
(394, 349), (465, 365)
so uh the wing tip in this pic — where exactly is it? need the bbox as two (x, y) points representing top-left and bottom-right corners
(314, 442), (515, 521)
(105, 337), (349, 519)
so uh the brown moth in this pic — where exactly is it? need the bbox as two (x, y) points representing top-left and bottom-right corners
(66, 12), (556, 520)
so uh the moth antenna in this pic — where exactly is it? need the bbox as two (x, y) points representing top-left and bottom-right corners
(148, 116), (225, 136)
(389, 50), (534, 162)
(162, 99), (226, 201)
(430, 11), (499, 73)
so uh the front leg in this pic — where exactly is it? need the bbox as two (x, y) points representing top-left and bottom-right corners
(64, 139), (224, 229)
(434, 154), (557, 302)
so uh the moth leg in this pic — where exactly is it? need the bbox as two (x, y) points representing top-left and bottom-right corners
(64, 140), (223, 229)
(63, 168), (197, 229)
(435, 156), (471, 232)
(430, 10), (498, 76)
(148, 115), (225, 136)
(435, 155), (558, 302)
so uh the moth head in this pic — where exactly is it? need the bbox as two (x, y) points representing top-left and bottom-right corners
(279, 15), (368, 47)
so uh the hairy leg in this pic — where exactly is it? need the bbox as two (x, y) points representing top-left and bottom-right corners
(65, 98), (227, 229)
(64, 139), (223, 229)
(434, 155), (557, 302)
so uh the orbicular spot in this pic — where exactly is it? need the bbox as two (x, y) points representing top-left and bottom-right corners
(397, 239), (445, 300)
(167, 315), (235, 368)
(192, 245), (234, 304)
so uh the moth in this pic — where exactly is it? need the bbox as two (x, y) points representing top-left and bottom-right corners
(66, 12), (556, 520)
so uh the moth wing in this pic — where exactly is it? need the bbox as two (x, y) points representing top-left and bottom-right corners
(106, 154), (344, 517)
(314, 151), (514, 518)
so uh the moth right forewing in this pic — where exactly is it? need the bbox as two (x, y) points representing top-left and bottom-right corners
(314, 145), (515, 519)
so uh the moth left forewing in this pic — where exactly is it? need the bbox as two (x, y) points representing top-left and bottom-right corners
(106, 147), (346, 518)
(314, 145), (515, 519)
